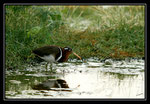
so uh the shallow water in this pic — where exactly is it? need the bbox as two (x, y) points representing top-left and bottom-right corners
(5, 58), (145, 99)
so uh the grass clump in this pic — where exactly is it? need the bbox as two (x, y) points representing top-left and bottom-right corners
(5, 5), (145, 70)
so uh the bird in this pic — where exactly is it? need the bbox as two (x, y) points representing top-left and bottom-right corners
(32, 45), (82, 72)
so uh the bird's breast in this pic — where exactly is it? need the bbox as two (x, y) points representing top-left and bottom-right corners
(39, 54), (56, 63)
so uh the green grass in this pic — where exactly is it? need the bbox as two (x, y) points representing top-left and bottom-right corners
(5, 5), (145, 70)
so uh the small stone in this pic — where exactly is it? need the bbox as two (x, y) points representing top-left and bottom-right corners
(105, 59), (113, 65)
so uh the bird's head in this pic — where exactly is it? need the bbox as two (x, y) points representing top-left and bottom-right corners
(63, 47), (82, 60)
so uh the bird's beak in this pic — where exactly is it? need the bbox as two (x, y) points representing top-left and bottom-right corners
(73, 52), (82, 60)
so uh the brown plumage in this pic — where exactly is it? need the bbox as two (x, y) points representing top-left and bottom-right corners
(32, 45), (77, 62)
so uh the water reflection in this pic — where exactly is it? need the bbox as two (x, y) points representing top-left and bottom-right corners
(32, 79), (69, 90)
(5, 58), (145, 99)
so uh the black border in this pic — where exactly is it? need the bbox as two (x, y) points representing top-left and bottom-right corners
(3, 3), (147, 102)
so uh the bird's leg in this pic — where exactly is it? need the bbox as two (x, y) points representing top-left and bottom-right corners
(45, 62), (49, 72)
(50, 63), (53, 73)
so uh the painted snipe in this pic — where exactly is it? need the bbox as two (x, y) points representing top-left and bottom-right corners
(32, 45), (82, 72)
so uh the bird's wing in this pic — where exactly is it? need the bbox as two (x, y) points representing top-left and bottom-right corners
(32, 46), (60, 57)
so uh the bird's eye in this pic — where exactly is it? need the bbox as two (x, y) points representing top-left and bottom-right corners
(64, 47), (72, 51)
(64, 47), (69, 50)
